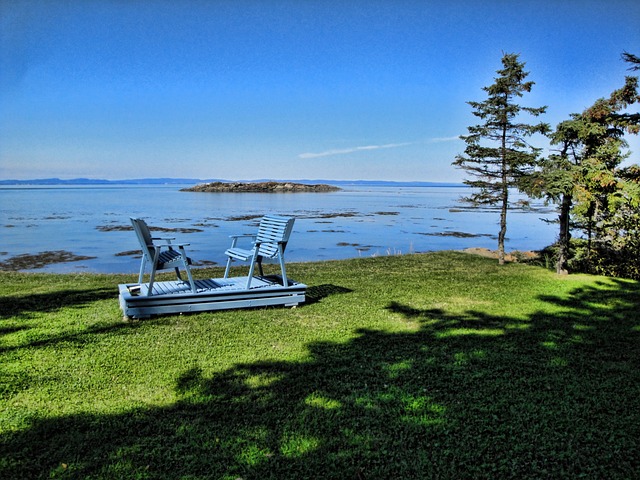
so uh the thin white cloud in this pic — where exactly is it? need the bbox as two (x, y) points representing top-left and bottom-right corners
(299, 136), (461, 159)
(299, 142), (413, 159)
(428, 136), (461, 143)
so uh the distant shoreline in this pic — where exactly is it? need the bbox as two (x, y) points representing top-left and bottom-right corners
(0, 177), (465, 188)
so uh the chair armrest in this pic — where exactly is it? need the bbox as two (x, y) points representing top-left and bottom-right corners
(152, 236), (176, 245)
(154, 242), (190, 248)
(228, 234), (256, 248)
(229, 234), (256, 239)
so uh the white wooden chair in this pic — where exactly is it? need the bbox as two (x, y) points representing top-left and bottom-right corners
(130, 217), (196, 295)
(224, 215), (295, 289)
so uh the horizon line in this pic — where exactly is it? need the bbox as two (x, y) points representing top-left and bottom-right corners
(0, 177), (465, 186)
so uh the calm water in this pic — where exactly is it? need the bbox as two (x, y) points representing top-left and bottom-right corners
(0, 184), (559, 273)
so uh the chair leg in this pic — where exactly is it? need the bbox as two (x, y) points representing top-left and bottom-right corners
(147, 268), (157, 296)
(184, 266), (197, 293)
(224, 257), (233, 278)
(146, 251), (161, 296)
(178, 248), (197, 293)
(257, 257), (264, 277)
(278, 246), (289, 287)
(138, 257), (147, 284)
(245, 257), (256, 289)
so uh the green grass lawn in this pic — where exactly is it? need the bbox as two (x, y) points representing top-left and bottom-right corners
(1, 251), (639, 479)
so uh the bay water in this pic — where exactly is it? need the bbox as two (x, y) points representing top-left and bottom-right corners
(0, 184), (559, 274)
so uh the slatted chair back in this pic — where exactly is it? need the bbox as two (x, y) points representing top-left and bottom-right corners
(255, 215), (295, 258)
(223, 215), (296, 289)
(130, 217), (196, 295)
(131, 217), (156, 261)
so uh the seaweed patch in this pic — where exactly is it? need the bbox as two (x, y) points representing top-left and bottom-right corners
(419, 231), (496, 238)
(97, 224), (203, 233)
(0, 251), (97, 270)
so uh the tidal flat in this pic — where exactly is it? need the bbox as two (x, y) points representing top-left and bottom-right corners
(0, 184), (558, 273)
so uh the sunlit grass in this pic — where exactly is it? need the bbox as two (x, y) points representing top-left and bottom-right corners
(1, 251), (639, 479)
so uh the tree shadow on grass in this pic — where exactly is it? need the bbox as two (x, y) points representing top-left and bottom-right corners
(0, 319), (145, 354)
(1, 280), (640, 479)
(304, 283), (353, 305)
(0, 287), (115, 320)
(0, 287), (136, 353)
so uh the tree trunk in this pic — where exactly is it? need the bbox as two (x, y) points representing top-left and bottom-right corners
(498, 125), (508, 265)
(556, 193), (572, 275)
(498, 186), (508, 265)
(586, 201), (595, 267)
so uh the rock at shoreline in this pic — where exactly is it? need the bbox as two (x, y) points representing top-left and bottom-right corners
(181, 181), (341, 193)
(461, 247), (540, 263)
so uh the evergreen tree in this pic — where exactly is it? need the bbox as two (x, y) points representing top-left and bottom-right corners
(453, 53), (549, 264)
(527, 116), (584, 274)
(606, 51), (640, 134)
(529, 108), (631, 275)
(530, 52), (640, 277)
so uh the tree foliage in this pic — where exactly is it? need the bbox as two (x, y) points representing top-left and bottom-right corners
(453, 53), (549, 264)
(529, 52), (640, 278)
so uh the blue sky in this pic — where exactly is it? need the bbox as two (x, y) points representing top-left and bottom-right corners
(1, 0), (639, 182)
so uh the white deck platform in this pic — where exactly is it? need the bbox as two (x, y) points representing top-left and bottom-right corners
(119, 275), (306, 318)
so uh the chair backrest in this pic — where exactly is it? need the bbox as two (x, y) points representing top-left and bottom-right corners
(130, 218), (156, 260)
(255, 215), (295, 258)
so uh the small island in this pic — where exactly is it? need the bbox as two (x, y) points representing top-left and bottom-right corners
(181, 181), (341, 193)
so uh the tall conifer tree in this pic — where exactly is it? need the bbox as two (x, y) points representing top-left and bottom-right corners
(529, 52), (639, 277)
(453, 53), (549, 264)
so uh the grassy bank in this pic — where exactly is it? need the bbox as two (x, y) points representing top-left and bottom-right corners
(1, 252), (639, 479)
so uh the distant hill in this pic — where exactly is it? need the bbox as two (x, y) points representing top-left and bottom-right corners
(0, 177), (464, 187)
(0, 178), (209, 186)
(319, 180), (464, 188)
